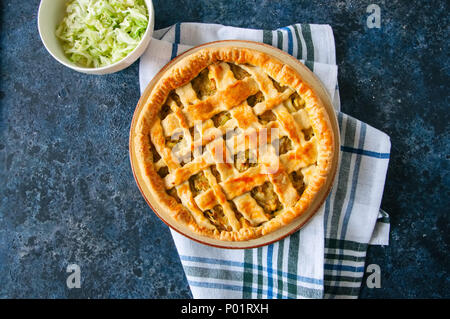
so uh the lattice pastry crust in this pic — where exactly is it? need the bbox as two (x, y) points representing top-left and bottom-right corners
(133, 47), (334, 241)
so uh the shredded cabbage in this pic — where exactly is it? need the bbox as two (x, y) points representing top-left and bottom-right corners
(56, 0), (148, 68)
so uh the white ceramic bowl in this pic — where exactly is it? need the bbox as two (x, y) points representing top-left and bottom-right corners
(38, 0), (155, 75)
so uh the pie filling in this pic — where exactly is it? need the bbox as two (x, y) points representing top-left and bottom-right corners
(234, 149), (257, 173)
(138, 52), (330, 239)
(212, 111), (231, 127)
(189, 171), (210, 197)
(251, 182), (283, 215)
(205, 205), (229, 231)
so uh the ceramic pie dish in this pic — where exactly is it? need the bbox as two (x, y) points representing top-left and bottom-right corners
(129, 40), (340, 249)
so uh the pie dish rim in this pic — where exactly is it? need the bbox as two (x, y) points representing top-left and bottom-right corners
(129, 40), (340, 248)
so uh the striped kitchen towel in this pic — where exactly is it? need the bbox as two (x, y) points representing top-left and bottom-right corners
(139, 23), (391, 299)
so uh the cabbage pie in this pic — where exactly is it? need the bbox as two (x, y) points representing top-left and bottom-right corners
(133, 47), (334, 241)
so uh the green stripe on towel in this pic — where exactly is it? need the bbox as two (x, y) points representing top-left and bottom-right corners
(301, 24), (314, 71)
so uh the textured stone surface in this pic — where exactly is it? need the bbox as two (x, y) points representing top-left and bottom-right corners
(0, 0), (448, 298)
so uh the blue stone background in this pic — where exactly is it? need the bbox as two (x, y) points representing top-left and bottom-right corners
(0, 0), (448, 298)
